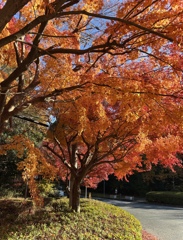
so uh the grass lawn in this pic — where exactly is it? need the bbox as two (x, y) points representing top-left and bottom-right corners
(0, 197), (142, 240)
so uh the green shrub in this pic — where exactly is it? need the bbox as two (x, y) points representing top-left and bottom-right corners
(38, 180), (55, 197)
(0, 198), (142, 240)
(146, 191), (183, 206)
(0, 186), (21, 198)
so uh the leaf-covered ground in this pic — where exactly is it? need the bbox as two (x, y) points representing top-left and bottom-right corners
(0, 197), (144, 239)
(142, 230), (159, 240)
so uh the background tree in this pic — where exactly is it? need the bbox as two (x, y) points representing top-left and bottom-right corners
(142, 162), (183, 192)
(0, 151), (24, 197)
(0, 105), (48, 199)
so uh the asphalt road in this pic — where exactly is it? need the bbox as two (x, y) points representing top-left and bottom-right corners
(98, 198), (183, 240)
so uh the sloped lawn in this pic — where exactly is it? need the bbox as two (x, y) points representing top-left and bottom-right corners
(0, 197), (142, 240)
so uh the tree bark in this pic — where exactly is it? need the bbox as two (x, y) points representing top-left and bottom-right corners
(68, 175), (74, 208)
(0, 0), (30, 33)
(69, 177), (81, 213)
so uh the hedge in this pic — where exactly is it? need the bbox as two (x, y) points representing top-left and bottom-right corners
(146, 191), (183, 206)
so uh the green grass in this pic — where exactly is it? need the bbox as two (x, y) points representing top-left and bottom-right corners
(0, 197), (142, 240)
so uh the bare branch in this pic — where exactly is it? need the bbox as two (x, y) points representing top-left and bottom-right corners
(29, 32), (76, 39)
(63, 10), (174, 42)
(86, 53), (106, 73)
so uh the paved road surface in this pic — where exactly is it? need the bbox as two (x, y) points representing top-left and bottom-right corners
(98, 198), (183, 240)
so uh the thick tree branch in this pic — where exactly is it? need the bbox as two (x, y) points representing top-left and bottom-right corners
(0, 0), (30, 33)
(93, 83), (183, 100)
(0, 7), (174, 49)
(14, 42), (24, 93)
(14, 115), (49, 127)
(0, 1), (80, 48)
(30, 82), (89, 104)
(43, 143), (71, 169)
(0, 14), (57, 48)
(63, 11), (174, 42)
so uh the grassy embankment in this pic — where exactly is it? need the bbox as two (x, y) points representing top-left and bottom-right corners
(0, 197), (142, 240)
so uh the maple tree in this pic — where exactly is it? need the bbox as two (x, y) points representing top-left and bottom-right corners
(41, 79), (183, 211)
(0, 107), (47, 194)
(0, 0), (183, 132)
(0, 0), (183, 211)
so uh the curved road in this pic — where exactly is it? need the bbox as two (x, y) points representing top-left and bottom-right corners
(98, 198), (183, 240)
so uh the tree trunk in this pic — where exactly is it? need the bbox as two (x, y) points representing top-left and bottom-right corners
(69, 177), (81, 213)
(69, 175), (74, 208)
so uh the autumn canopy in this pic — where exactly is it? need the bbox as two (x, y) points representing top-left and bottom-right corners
(0, 0), (183, 211)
